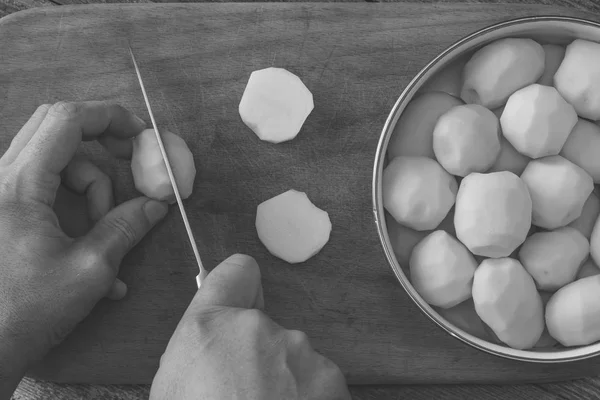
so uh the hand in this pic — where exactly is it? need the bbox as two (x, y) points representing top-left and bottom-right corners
(0, 101), (168, 395)
(150, 254), (351, 400)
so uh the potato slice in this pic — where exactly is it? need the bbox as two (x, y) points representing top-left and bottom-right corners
(538, 44), (566, 86)
(561, 119), (600, 184)
(239, 67), (314, 143)
(518, 227), (589, 291)
(568, 192), (600, 239)
(577, 258), (600, 280)
(473, 258), (544, 350)
(546, 275), (600, 346)
(410, 230), (477, 308)
(520, 156), (594, 229)
(461, 38), (545, 109)
(387, 92), (463, 159)
(554, 39), (600, 120)
(256, 190), (331, 264)
(383, 156), (457, 231)
(131, 129), (196, 204)
(454, 171), (531, 258)
(433, 104), (501, 177)
(500, 84), (577, 159)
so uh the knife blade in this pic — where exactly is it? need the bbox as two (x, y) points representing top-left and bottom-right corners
(128, 46), (208, 288)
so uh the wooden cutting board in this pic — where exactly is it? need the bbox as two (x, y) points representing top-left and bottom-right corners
(1, 2), (600, 385)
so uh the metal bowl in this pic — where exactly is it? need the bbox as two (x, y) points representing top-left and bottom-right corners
(373, 16), (600, 363)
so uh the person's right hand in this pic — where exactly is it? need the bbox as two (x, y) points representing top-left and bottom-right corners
(149, 254), (351, 400)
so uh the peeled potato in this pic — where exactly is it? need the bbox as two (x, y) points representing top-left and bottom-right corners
(420, 58), (466, 97)
(256, 190), (331, 264)
(473, 258), (544, 350)
(433, 104), (501, 177)
(546, 275), (600, 346)
(386, 217), (428, 269)
(383, 156), (457, 231)
(239, 67), (314, 143)
(461, 38), (545, 109)
(520, 156), (594, 229)
(568, 192), (600, 239)
(538, 44), (566, 86)
(561, 119), (600, 184)
(577, 258), (600, 280)
(589, 214), (600, 267)
(410, 230), (477, 308)
(518, 227), (589, 291)
(387, 92), (463, 159)
(131, 129), (196, 204)
(534, 291), (558, 348)
(500, 84), (577, 159)
(554, 39), (600, 120)
(437, 299), (491, 340)
(488, 136), (531, 176)
(454, 171), (531, 258)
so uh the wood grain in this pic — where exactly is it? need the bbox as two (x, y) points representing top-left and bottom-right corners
(0, 1), (591, 399)
(1, 1), (600, 387)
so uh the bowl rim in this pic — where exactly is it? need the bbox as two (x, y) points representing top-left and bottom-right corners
(372, 15), (600, 363)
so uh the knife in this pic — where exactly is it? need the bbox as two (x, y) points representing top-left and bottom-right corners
(128, 46), (208, 289)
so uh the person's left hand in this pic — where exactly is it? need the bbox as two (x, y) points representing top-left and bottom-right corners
(0, 101), (168, 393)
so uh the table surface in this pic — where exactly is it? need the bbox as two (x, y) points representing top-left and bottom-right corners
(3, 0), (600, 399)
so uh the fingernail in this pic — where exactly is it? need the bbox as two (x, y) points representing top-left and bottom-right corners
(144, 200), (168, 224)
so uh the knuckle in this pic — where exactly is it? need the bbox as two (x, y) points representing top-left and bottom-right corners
(101, 216), (138, 249)
(239, 308), (268, 331)
(78, 247), (112, 276)
(37, 103), (52, 114)
(48, 101), (81, 120)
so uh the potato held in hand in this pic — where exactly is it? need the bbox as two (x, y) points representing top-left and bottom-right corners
(519, 227), (589, 291)
(410, 230), (477, 309)
(473, 258), (544, 350)
(383, 156), (457, 231)
(520, 156), (593, 229)
(546, 276), (600, 346)
(433, 104), (501, 177)
(454, 171), (531, 258)
(461, 38), (545, 109)
(131, 129), (196, 204)
(554, 39), (600, 120)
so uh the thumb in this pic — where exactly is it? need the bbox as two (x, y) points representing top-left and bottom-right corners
(76, 197), (168, 270)
(191, 254), (264, 310)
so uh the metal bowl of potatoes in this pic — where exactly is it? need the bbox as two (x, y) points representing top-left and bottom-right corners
(373, 16), (600, 363)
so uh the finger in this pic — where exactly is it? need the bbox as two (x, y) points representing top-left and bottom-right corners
(16, 101), (146, 175)
(61, 156), (114, 223)
(98, 136), (134, 159)
(74, 197), (168, 272)
(192, 254), (263, 310)
(106, 278), (128, 301)
(0, 104), (51, 166)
